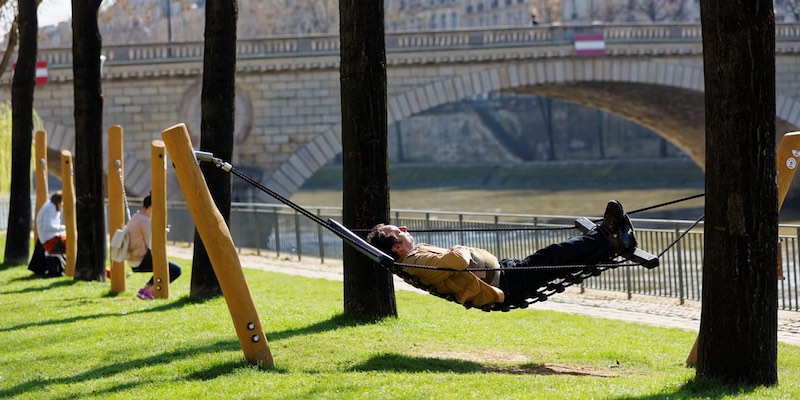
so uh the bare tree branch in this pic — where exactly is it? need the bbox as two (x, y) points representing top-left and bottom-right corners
(0, 17), (18, 82)
(776, 0), (800, 21)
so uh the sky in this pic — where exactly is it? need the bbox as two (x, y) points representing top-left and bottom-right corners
(38, 0), (72, 27)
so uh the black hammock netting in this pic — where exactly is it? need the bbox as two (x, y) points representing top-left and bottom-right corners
(194, 151), (704, 312)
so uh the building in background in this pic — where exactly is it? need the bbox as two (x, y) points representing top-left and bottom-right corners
(384, 0), (704, 31)
(562, 0), (700, 23)
(774, 0), (800, 22)
(385, 0), (533, 31)
(36, 0), (797, 47)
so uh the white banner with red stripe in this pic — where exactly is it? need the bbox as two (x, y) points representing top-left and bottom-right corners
(11, 60), (48, 85)
(35, 60), (48, 85)
(574, 34), (605, 57)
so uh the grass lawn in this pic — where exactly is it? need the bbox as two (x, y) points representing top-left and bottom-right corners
(1, 238), (800, 399)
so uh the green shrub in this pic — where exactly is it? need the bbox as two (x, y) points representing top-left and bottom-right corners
(0, 100), (44, 195)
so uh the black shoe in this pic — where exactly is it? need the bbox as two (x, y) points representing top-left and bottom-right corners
(601, 200), (624, 232)
(601, 200), (637, 253)
(618, 213), (638, 253)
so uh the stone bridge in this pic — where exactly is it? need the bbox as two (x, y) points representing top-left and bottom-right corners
(4, 22), (800, 202)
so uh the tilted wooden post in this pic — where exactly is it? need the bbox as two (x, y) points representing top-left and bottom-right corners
(60, 150), (77, 277)
(686, 131), (800, 366)
(776, 132), (800, 211)
(34, 130), (49, 243)
(161, 123), (274, 366)
(775, 132), (800, 281)
(150, 140), (170, 299)
(108, 125), (127, 293)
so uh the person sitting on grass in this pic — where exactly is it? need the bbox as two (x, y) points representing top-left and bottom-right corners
(125, 194), (182, 300)
(37, 191), (67, 255)
(28, 191), (67, 276)
(366, 200), (638, 308)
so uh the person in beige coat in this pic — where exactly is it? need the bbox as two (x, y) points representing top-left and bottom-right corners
(125, 194), (182, 300)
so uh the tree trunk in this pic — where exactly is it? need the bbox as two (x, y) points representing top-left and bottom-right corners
(340, 0), (397, 318)
(71, 0), (106, 281)
(190, 0), (237, 300)
(3, 1), (37, 265)
(698, 0), (777, 385)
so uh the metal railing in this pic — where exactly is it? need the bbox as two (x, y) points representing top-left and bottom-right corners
(2, 196), (798, 311)
(164, 201), (798, 312)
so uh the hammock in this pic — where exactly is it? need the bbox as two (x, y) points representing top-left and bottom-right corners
(194, 151), (681, 312)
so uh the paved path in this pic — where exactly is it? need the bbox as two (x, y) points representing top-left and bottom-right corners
(169, 244), (800, 346)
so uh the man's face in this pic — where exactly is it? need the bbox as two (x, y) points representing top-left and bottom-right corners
(380, 225), (414, 258)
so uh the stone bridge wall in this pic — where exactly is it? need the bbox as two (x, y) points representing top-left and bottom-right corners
(3, 23), (800, 201)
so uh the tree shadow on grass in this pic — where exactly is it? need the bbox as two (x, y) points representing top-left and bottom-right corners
(0, 339), (247, 399)
(349, 353), (619, 376)
(265, 313), (381, 341)
(49, 381), (143, 400)
(0, 261), (24, 272)
(612, 374), (761, 399)
(7, 273), (75, 284)
(185, 359), (289, 381)
(0, 295), (194, 334)
(0, 276), (77, 295)
(128, 295), (195, 313)
(68, 358), (288, 399)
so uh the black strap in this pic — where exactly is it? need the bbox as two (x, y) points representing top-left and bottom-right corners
(194, 152), (687, 312)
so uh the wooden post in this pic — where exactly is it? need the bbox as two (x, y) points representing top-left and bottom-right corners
(686, 131), (800, 366)
(34, 130), (49, 243)
(61, 150), (77, 277)
(161, 123), (273, 366)
(150, 140), (169, 299)
(108, 125), (126, 293)
(775, 131), (800, 281)
(776, 132), (800, 210)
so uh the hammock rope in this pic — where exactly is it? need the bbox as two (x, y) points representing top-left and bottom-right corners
(115, 160), (131, 223)
(350, 193), (705, 233)
(354, 225), (575, 233)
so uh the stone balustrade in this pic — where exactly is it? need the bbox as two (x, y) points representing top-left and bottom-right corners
(29, 22), (800, 68)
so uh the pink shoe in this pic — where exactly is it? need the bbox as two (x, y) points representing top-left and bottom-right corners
(137, 288), (155, 300)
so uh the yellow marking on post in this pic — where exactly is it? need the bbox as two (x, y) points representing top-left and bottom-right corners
(34, 130), (49, 243)
(60, 150), (77, 277)
(161, 123), (274, 366)
(776, 132), (800, 210)
(775, 131), (800, 282)
(108, 125), (126, 293)
(151, 140), (169, 299)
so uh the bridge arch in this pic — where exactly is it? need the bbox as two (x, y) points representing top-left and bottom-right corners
(263, 58), (800, 202)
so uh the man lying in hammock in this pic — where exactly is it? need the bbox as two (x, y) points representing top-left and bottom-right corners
(366, 200), (637, 308)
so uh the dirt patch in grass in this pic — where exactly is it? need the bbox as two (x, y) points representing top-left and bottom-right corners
(428, 350), (622, 377)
